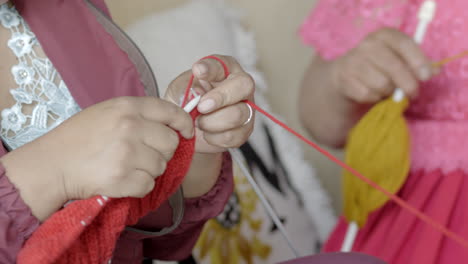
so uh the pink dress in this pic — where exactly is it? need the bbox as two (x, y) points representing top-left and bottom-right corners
(300, 0), (468, 263)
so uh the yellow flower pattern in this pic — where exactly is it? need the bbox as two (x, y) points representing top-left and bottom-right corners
(194, 161), (272, 264)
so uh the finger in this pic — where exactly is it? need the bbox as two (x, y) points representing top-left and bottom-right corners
(119, 170), (155, 198)
(355, 60), (394, 97)
(133, 97), (194, 139)
(132, 143), (169, 179)
(197, 79), (213, 93)
(376, 28), (433, 81)
(197, 73), (255, 114)
(194, 130), (226, 153)
(192, 55), (243, 82)
(139, 121), (180, 161)
(197, 102), (254, 133)
(164, 70), (193, 104)
(365, 44), (419, 98)
(346, 77), (383, 104)
(203, 125), (253, 149)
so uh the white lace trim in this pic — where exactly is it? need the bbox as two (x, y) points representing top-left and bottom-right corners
(0, 4), (81, 150)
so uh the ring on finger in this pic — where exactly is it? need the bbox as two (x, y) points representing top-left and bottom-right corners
(242, 103), (254, 126)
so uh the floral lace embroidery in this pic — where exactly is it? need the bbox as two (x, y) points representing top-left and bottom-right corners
(0, 4), (81, 150)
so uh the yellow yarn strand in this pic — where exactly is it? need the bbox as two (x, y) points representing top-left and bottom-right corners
(343, 50), (468, 228)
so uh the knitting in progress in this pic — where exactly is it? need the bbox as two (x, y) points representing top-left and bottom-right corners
(17, 87), (202, 263)
(17, 49), (468, 263)
(17, 54), (229, 264)
(17, 117), (197, 263)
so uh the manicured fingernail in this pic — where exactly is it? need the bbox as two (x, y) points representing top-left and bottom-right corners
(419, 66), (431, 81)
(194, 63), (208, 77)
(198, 99), (215, 113)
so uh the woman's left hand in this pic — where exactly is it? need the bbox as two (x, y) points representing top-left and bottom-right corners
(165, 55), (255, 153)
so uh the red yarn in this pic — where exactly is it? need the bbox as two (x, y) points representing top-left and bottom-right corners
(247, 101), (468, 250)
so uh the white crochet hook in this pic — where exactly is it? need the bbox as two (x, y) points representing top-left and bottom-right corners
(183, 88), (201, 113)
(341, 0), (437, 252)
(392, 0), (437, 102)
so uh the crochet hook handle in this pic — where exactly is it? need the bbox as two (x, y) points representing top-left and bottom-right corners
(392, 0), (436, 102)
(341, 221), (359, 252)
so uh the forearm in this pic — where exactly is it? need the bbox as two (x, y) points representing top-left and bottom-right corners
(299, 56), (370, 148)
(182, 152), (223, 198)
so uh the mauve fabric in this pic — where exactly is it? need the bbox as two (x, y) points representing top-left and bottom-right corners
(112, 153), (234, 263)
(0, 0), (233, 263)
(0, 151), (40, 263)
(279, 253), (387, 264)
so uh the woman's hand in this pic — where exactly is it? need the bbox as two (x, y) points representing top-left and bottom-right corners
(300, 28), (438, 148)
(331, 28), (437, 103)
(165, 55), (255, 198)
(165, 55), (255, 154)
(2, 96), (194, 220)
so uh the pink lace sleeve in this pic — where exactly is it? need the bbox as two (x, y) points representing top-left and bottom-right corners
(299, 0), (411, 60)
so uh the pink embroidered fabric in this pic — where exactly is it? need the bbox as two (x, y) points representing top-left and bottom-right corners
(300, 0), (468, 173)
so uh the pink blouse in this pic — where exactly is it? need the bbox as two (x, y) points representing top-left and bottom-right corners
(300, 0), (468, 173)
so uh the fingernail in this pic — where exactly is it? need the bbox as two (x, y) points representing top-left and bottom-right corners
(198, 99), (215, 113)
(194, 63), (208, 77)
(199, 80), (211, 91)
(419, 66), (431, 81)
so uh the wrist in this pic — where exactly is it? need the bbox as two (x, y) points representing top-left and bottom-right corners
(0, 140), (68, 221)
(182, 152), (223, 198)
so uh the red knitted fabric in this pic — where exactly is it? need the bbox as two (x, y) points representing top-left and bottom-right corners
(17, 109), (199, 264)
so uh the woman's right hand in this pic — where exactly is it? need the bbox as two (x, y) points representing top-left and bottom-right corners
(331, 28), (437, 104)
(300, 28), (439, 148)
(1, 96), (194, 220)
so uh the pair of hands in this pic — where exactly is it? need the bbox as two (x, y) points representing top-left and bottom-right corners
(2, 55), (255, 220)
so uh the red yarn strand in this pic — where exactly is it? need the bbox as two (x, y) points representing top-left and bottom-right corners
(192, 55), (468, 251)
(245, 100), (468, 249)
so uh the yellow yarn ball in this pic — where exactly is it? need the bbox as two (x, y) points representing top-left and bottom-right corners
(343, 97), (411, 227)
